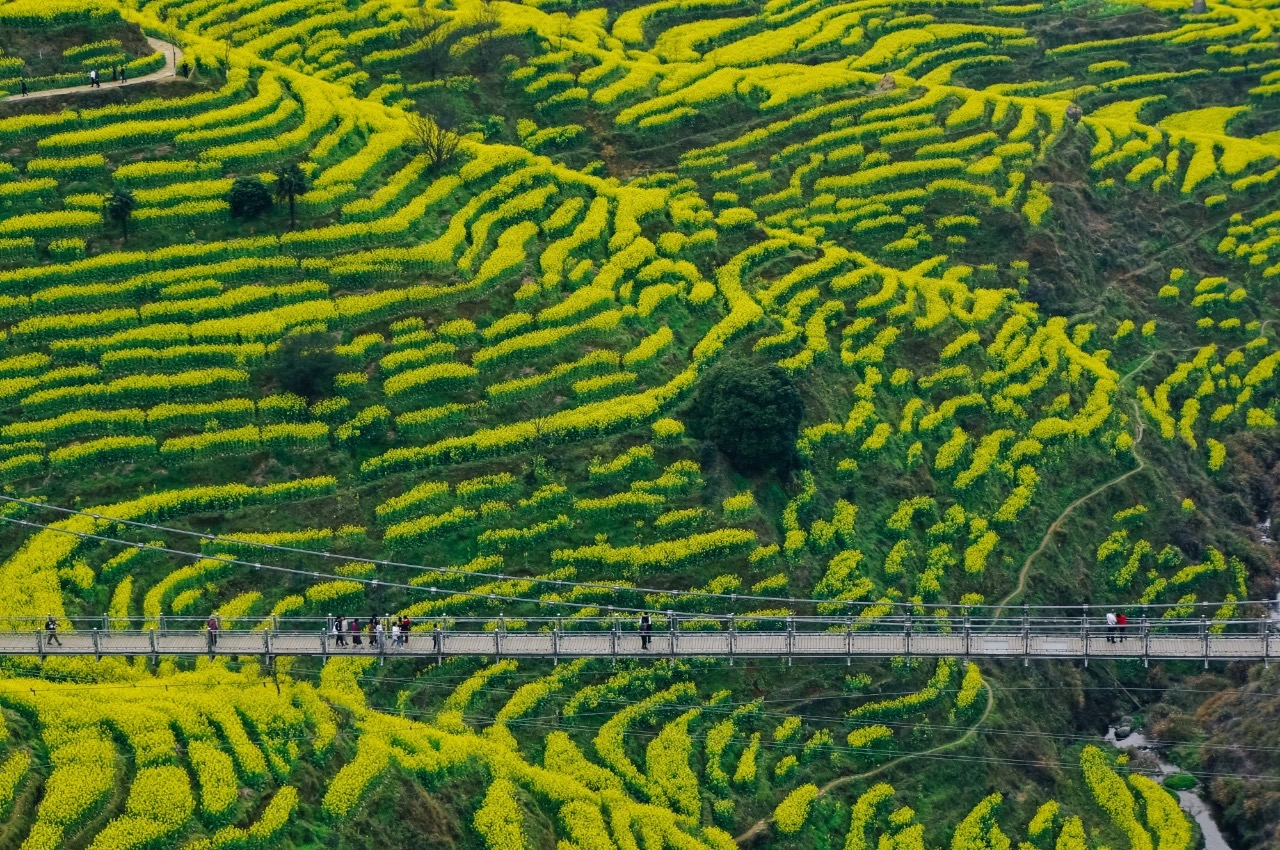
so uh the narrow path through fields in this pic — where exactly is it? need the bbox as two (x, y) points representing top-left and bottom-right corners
(734, 682), (995, 846)
(993, 409), (1147, 618)
(2, 37), (183, 102)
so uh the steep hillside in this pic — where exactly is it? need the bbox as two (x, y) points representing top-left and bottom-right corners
(0, 0), (1276, 847)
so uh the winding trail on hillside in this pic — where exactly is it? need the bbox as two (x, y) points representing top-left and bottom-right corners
(992, 409), (1147, 619)
(2, 37), (183, 102)
(734, 682), (995, 846)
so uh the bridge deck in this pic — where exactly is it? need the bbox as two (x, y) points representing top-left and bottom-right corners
(5, 629), (1276, 662)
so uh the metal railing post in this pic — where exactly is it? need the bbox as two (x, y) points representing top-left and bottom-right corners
(610, 615), (617, 663)
(846, 616), (853, 665)
(553, 617), (561, 666)
(904, 613), (912, 659)
(320, 629), (328, 661)
(668, 611), (676, 658)
(1142, 616), (1150, 667)
(102, 613), (109, 632)
(264, 628), (272, 662)
(1082, 604), (1089, 667)
(1201, 615), (1209, 668)
(159, 614), (167, 637)
(1022, 603), (1030, 666)
(728, 615), (735, 666)
(1264, 611), (1271, 668)
(92, 628), (100, 660)
(963, 613), (971, 658)
(786, 616), (794, 666)
(37, 630), (43, 662)
(434, 623), (443, 666)
(497, 615), (505, 660)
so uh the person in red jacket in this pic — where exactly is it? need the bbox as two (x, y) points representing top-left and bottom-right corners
(1116, 611), (1128, 642)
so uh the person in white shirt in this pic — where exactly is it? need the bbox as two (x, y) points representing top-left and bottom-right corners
(1105, 611), (1118, 643)
(391, 623), (402, 648)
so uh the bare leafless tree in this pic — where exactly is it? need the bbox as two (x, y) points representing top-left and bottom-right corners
(407, 112), (462, 172)
(462, 0), (502, 68)
(410, 7), (452, 78)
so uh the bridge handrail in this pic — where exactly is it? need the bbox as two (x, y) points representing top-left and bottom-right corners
(8, 611), (1277, 636)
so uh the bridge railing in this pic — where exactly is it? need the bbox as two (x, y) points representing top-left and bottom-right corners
(6, 607), (1277, 638)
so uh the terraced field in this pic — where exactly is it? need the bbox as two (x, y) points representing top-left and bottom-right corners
(0, 0), (1277, 846)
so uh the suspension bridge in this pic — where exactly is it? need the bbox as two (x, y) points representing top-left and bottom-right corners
(9, 611), (1280, 666)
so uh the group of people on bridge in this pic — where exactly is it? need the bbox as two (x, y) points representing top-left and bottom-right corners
(1105, 610), (1129, 643)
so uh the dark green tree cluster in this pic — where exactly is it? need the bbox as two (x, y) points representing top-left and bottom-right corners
(687, 362), (804, 474)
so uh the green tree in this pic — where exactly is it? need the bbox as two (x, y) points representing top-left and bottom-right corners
(267, 332), (342, 401)
(687, 362), (804, 474)
(105, 190), (135, 243)
(273, 163), (308, 229)
(228, 175), (273, 219)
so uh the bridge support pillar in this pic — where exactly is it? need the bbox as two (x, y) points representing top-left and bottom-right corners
(668, 611), (676, 659)
(1023, 603), (1030, 667)
(1082, 604), (1089, 668)
(1263, 613), (1270, 668)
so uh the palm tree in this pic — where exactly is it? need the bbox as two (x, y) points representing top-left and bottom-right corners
(106, 190), (135, 243)
(273, 164), (308, 229)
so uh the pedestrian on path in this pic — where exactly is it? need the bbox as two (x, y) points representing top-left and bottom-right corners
(350, 617), (362, 647)
(1106, 611), (1118, 643)
(207, 614), (220, 647)
(111, 67), (117, 82)
(333, 615), (346, 647)
(120, 67), (127, 84)
(1116, 611), (1128, 642)
(45, 614), (62, 646)
(180, 61), (190, 78)
(19, 78), (27, 97)
(89, 69), (99, 88)
(374, 620), (384, 649)
(640, 612), (653, 649)
(391, 622), (401, 648)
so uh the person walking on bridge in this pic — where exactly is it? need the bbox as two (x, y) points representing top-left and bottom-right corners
(333, 615), (347, 647)
(1116, 611), (1128, 642)
(206, 614), (219, 647)
(350, 616), (362, 647)
(640, 612), (653, 649)
(44, 614), (62, 646)
(1105, 610), (1118, 643)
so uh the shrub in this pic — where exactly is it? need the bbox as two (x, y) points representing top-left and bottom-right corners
(687, 362), (803, 474)
(228, 176), (274, 219)
(267, 332), (342, 401)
